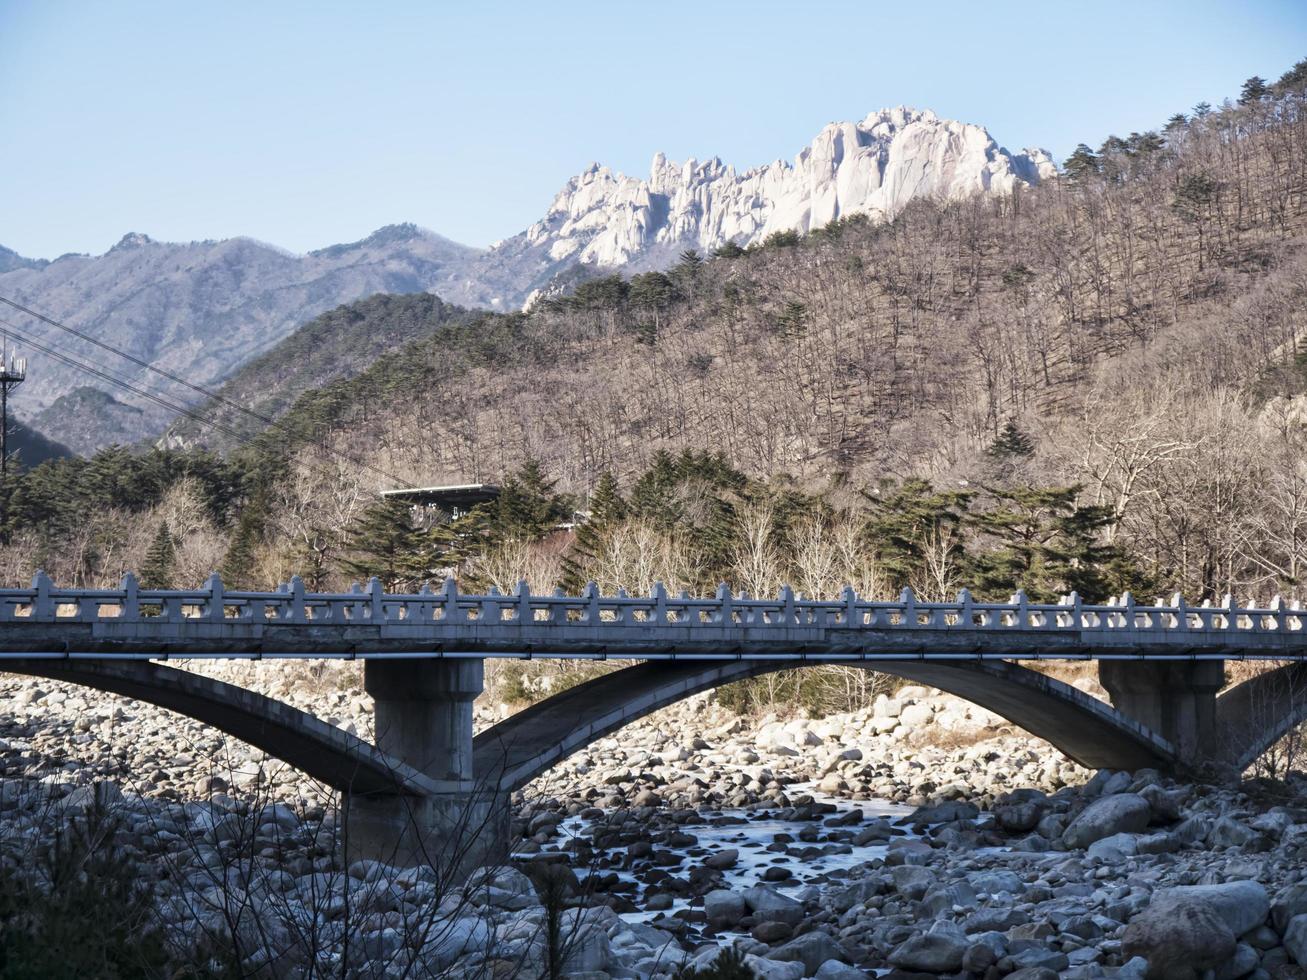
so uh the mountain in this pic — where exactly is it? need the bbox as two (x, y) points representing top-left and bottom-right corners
(160, 292), (477, 452)
(3, 107), (1052, 452)
(474, 107), (1055, 298)
(0, 225), (482, 444)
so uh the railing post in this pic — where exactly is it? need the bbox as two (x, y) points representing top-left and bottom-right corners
(289, 576), (306, 624)
(652, 581), (668, 624)
(31, 570), (52, 621)
(1069, 591), (1082, 629)
(442, 577), (462, 624)
(583, 581), (600, 625)
(515, 579), (532, 624)
(120, 572), (139, 621)
(1013, 589), (1029, 629)
(206, 572), (224, 623)
(900, 586), (916, 628)
(1121, 591), (1135, 631)
(957, 588), (973, 628)
(841, 585), (858, 627)
(716, 583), (733, 626)
(780, 585), (795, 626)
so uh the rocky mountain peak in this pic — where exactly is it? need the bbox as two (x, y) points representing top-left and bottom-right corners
(108, 232), (156, 252)
(501, 107), (1055, 276)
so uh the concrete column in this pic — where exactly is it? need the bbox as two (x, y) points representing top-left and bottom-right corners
(1099, 660), (1224, 764)
(346, 658), (507, 871)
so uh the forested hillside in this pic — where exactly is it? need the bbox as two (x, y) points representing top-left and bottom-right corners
(4, 66), (1307, 611)
(162, 293), (477, 451)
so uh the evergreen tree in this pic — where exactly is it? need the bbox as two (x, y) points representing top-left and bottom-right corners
(1062, 144), (1100, 181)
(862, 479), (973, 590)
(560, 471), (627, 593)
(968, 486), (1117, 602)
(712, 241), (745, 259)
(486, 459), (574, 543)
(987, 419), (1036, 460)
(1164, 113), (1188, 134)
(1239, 75), (1269, 105)
(140, 522), (177, 590)
(777, 300), (808, 338)
(339, 498), (431, 591)
(1274, 58), (1307, 94)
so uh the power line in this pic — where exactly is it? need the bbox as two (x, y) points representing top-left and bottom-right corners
(0, 315), (401, 497)
(0, 293), (411, 486)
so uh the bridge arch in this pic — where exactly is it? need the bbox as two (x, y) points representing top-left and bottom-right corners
(1216, 662), (1307, 773)
(472, 659), (1180, 793)
(0, 659), (436, 797)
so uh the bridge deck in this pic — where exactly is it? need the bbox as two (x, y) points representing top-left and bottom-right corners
(0, 573), (1300, 661)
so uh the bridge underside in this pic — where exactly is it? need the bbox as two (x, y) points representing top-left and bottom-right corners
(2, 656), (1303, 866)
(472, 659), (1180, 793)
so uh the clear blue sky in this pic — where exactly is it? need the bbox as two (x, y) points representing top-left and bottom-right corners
(3, 0), (1305, 259)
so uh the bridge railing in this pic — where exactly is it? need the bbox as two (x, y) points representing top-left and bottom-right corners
(0, 572), (1302, 634)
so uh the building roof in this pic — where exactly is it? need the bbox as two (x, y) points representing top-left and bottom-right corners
(381, 483), (500, 509)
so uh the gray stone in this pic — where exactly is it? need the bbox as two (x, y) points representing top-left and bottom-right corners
(767, 931), (846, 974)
(1207, 818), (1260, 849)
(1153, 882), (1269, 937)
(814, 961), (869, 980)
(1272, 883), (1307, 933)
(1286, 914), (1307, 966)
(704, 848), (739, 870)
(1063, 794), (1152, 848)
(743, 885), (804, 926)
(887, 932), (967, 973)
(743, 954), (805, 980)
(704, 888), (745, 926)
(1122, 896), (1236, 979)
(1214, 942), (1259, 980)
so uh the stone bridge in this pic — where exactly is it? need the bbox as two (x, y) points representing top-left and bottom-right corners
(1, 572), (1305, 867)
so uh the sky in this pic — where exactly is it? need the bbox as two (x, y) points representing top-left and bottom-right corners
(2, 1), (1306, 260)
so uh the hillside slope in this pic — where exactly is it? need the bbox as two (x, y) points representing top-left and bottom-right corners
(162, 293), (476, 451)
(0, 225), (482, 445)
(260, 94), (1307, 503)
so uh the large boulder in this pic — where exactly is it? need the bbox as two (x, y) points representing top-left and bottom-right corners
(1063, 794), (1152, 848)
(887, 932), (967, 973)
(1286, 914), (1307, 966)
(1272, 883), (1307, 933)
(743, 884), (805, 925)
(767, 931), (846, 974)
(1152, 882), (1269, 937)
(704, 889), (746, 927)
(1122, 896), (1236, 979)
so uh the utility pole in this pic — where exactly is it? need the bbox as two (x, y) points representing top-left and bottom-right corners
(0, 345), (26, 478)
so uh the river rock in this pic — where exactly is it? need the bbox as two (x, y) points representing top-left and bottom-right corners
(887, 932), (967, 973)
(1285, 914), (1307, 965)
(1152, 881), (1269, 937)
(704, 888), (745, 926)
(1272, 883), (1307, 933)
(744, 885), (805, 925)
(1121, 895), (1236, 979)
(767, 931), (846, 973)
(1063, 793), (1152, 847)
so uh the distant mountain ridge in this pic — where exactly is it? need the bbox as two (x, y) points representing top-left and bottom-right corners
(489, 107), (1054, 282)
(2, 106), (1054, 451)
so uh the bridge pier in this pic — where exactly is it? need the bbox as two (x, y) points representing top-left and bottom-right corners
(1099, 660), (1224, 764)
(346, 658), (506, 872)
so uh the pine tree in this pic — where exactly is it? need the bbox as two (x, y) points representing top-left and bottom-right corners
(1062, 144), (1100, 181)
(968, 486), (1118, 602)
(862, 479), (974, 590)
(339, 498), (431, 591)
(1274, 59), (1307, 94)
(1239, 76), (1269, 105)
(560, 471), (627, 593)
(488, 459), (573, 543)
(140, 522), (177, 590)
(987, 419), (1035, 460)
